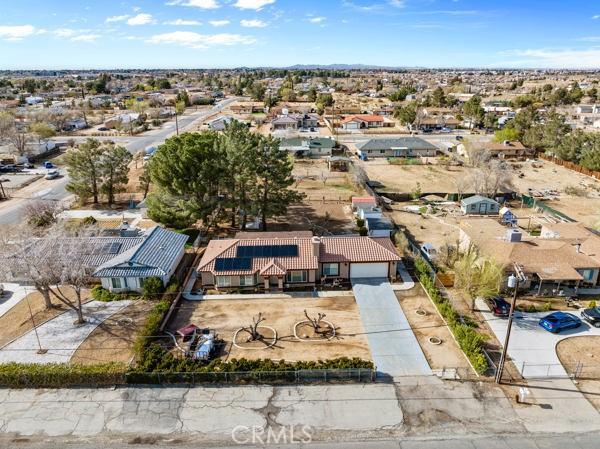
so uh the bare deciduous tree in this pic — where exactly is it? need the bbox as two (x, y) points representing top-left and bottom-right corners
(242, 312), (266, 342)
(304, 309), (328, 335)
(23, 200), (64, 228)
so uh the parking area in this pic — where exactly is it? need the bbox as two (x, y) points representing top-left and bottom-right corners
(477, 298), (600, 378)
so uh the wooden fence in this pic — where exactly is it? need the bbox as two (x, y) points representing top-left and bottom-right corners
(539, 153), (600, 180)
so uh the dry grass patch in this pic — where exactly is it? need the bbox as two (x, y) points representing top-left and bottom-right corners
(71, 300), (155, 365)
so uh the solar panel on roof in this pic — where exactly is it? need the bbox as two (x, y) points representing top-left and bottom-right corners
(215, 258), (252, 272)
(93, 242), (123, 255)
(236, 245), (298, 258)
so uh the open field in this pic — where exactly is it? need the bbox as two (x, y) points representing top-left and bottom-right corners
(71, 300), (155, 365)
(168, 296), (372, 362)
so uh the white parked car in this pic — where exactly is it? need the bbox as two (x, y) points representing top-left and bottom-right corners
(45, 169), (59, 180)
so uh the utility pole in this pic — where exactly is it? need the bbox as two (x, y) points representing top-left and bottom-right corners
(495, 263), (526, 384)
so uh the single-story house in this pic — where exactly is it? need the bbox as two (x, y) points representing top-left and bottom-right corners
(208, 115), (234, 131)
(355, 137), (438, 158)
(280, 137), (335, 157)
(460, 195), (500, 215)
(272, 113), (319, 131)
(365, 217), (395, 237)
(485, 140), (533, 159)
(341, 114), (385, 130)
(459, 219), (600, 294)
(231, 103), (264, 114)
(94, 226), (188, 293)
(196, 232), (402, 291)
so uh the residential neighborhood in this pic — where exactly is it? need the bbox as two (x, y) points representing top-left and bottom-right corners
(0, 1), (600, 448)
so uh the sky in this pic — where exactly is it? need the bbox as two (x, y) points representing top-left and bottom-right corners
(0, 0), (599, 70)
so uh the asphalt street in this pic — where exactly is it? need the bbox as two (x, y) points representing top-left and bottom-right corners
(0, 98), (237, 225)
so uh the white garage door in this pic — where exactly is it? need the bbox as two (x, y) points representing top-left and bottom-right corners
(350, 262), (389, 278)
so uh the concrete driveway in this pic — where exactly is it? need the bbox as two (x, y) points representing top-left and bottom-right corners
(477, 298), (600, 378)
(0, 284), (29, 319)
(352, 278), (432, 377)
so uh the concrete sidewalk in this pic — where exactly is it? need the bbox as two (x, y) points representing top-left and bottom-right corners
(352, 278), (432, 377)
(0, 284), (29, 319)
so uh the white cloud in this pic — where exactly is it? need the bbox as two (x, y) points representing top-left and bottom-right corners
(233, 0), (275, 10)
(106, 15), (130, 23)
(592, 14), (600, 19)
(127, 13), (155, 26)
(308, 16), (326, 23)
(167, 0), (220, 9)
(389, 0), (405, 7)
(164, 19), (202, 25)
(240, 19), (267, 28)
(209, 20), (230, 26)
(497, 47), (600, 69)
(71, 34), (100, 42)
(578, 36), (600, 42)
(53, 28), (77, 38)
(0, 25), (36, 41)
(147, 31), (256, 49)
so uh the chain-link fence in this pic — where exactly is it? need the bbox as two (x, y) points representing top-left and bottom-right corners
(519, 362), (600, 380)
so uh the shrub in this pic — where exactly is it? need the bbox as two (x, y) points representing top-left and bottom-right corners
(358, 226), (368, 236)
(356, 218), (365, 227)
(415, 257), (489, 374)
(91, 286), (131, 302)
(0, 362), (127, 388)
(142, 277), (164, 299)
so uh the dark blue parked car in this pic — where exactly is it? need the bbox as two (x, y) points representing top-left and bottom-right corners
(538, 312), (582, 334)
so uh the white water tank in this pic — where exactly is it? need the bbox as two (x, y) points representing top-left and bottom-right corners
(506, 229), (522, 242)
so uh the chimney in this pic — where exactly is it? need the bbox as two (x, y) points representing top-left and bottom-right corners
(311, 236), (321, 258)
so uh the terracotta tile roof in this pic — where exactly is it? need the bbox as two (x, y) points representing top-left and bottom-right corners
(341, 114), (384, 124)
(197, 234), (401, 276)
(320, 236), (401, 263)
(352, 196), (377, 205)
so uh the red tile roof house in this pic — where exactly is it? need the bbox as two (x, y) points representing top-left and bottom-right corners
(340, 114), (385, 130)
(197, 233), (401, 291)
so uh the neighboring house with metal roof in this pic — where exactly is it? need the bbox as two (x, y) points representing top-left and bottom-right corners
(365, 217), (395, 237)
(460, 195), (500, 215)
(208, 115), (234, 131)
(355, 137), (438, 158)
(93, 227), (188, 293)
(279, 137), (335, 157)
(197, 232), (402, 291)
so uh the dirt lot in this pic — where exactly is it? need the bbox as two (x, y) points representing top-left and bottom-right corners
(396, 285), (472, 372)
(168, 296), (372, 362)
(556, 336), (600, 409)
(269, 159), (362, 234)
(71, 300), (155, 365)
(391, 208), (461, 249)
(363, 158), (600, 228)
(0, 289), (91, 348)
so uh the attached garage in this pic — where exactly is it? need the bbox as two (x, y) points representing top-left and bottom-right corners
(350, 262), (389, 279)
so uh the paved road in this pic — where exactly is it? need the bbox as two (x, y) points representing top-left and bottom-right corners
(352, 278), (432, 377)
(0, 98), (238, 225)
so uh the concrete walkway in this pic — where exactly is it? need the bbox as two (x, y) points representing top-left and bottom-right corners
(352, 278), (432, 377)
(477, 297), (600, 378)
(392, 261), (415, 291)
(0, 300), (132, 364)
(0, 284), (29, 319)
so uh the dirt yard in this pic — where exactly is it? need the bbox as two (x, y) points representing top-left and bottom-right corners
(363, 157), (600, 228)
(391, 208), (461, 249)
(556, 336), (600, 409)
(168, 296), (371, 362)
(0, 289), (91, 348)
(269, 159), (362, 234)
(396, 286), (473, 372)
(71, 300), (155, 365)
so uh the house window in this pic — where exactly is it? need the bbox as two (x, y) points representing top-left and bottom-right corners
(240, 275), (256, 287)
(580, 269), (595, 282)
(286, 270), (308, 283)
(379, 150), (385, 154)
(111, 278), (124, 289)
(216, 276), (232, 288)
(322, 263), (339, 277)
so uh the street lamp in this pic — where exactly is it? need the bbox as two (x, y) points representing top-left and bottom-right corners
(495, 271), (522, 384)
